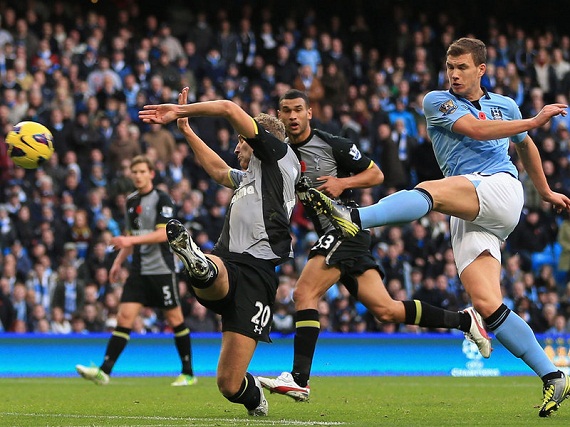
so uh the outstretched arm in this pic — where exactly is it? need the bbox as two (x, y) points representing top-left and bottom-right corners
(176, 88), (233, 188)
(452, 103), (568, 141)
(139, 89), (258, 139)
(515, 135), (570, 213)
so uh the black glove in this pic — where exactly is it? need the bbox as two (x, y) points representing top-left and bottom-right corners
(295, 175), (314, 209)
(295, 175), (313, 194)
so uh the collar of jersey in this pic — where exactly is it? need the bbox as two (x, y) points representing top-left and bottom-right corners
(449, 86), (491, 101)
(288, 129), (315, 147)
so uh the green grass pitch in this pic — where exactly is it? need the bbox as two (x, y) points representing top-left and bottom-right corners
(0, 376), (568, 426)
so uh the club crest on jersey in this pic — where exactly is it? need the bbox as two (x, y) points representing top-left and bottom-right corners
(161, 206), (173, 218)
(490, 107), (504, 120)
(313, 155), (321, 171)
(349, 144), (362, 161)
(439, 100), (458, 115)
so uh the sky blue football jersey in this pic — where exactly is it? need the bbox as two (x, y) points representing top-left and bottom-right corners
(423, 88), (526, 178)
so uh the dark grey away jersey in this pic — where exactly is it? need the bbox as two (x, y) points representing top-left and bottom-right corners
(125, 188), (175, 274)
(213, 121), (300, 264)
(290, 129), (373, 235)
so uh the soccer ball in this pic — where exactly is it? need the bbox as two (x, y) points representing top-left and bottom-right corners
(5, 121), (54, 169)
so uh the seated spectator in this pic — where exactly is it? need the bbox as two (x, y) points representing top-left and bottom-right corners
(67, 209), (92, 260)
(106, 120), (142, 173)
(51, 264), (85, 320)
(26, 261), (55, 314)
(141, 122), (177, 165)
(293, 64), (324, 120)
(141, 307), (160, 332)
(0, 204), (16, 252)
(186, 302), (217, 332)
(546, 314), (568, 336)
(70, 312), (88, 334)
(29, 303), (48, 332)
(82, 303), (104, 332)
(509, 209), (552, 270)
(10, 240), (33, 279)
(412, 276), (443, 309)
(35, 317), (51, 333)
(13, 205), (35, 250)
(11, 282), (33, 332)
(50, 306), (71, 334)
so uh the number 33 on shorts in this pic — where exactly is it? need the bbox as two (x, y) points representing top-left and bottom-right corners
(311, 233), (340, 251)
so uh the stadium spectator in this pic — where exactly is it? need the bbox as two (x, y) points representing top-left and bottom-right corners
(292, 64), (324, 121)
(82, 302), (104, 332)
(50, 307), (71, 334)
(186, 302), (217, 333)
(51, 263), (85, 320)
(11, 281), (33, 332)
(70, 311), (88, 334)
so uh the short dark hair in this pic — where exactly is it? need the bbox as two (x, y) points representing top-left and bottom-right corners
(279, 89), (310, 108)
(446, 37), (487, 66)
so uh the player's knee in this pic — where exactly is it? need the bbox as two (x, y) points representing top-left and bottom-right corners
(164, 308), (184, 326)
(472, 300), (502, 319)
(116, 311), (135, 327)
(292, 284), (321, 307)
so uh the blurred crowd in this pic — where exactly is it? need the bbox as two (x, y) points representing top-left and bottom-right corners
(1, 0), (570, 337)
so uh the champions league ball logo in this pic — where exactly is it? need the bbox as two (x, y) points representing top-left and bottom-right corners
(450, 338), (500, 377)
(462, 339), (483, 362)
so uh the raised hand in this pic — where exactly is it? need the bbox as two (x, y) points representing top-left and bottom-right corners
(177, 87), (190, 131)
(533, 103), (568, 127)
(138, 103), (179, 124)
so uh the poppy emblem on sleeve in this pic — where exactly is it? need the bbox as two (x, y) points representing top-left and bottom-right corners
(478, 111), (487, 120)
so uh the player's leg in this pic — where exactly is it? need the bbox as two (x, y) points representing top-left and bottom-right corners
(461, 253), (569, 417)
(217, 331), (268, 416)
(163, 305), (196, 386)
(76, 301), (141, 384)
(259, 254), (340, 400)
(355, 268), (484, 338)
(200, 258), (275, 414)
(452, 171), (569, 419)
(167, 219), (228, 297)
(290, 254), (340, 386)
(167, 218), (229, 300)
(101, 302), (140, 373)
(308, 176), (479, 236)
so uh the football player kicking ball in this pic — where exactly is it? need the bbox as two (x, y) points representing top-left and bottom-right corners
(307, 38), (570, 417)
(139, 87), (300, 416)
(257, 89), (492, 403)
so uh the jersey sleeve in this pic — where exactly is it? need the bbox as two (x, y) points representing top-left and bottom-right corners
(228, 169), (246, 189)
(155, 191), (175, 228)
(243, 119), (288, 163)
(423, 91), (471, 132)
